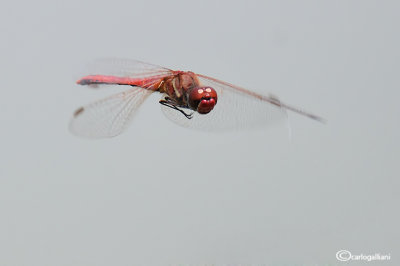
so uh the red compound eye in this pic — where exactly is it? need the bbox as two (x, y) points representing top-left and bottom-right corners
(187, 87), (218, 114)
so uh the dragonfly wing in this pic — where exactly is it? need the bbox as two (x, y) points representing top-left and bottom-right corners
(84, 58), (173, 77)
(70, 87), (153, 138)
(160, 75), (288, 131)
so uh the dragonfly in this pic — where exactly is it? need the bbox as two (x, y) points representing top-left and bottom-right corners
(70, 59), (324, 138)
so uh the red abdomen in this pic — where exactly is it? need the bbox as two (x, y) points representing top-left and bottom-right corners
(77, 75), (161, 90)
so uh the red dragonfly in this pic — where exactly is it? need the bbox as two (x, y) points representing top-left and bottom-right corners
(70, 59), (323, 138)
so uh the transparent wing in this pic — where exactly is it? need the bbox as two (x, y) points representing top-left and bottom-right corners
(160, 75), (289, 131)
(84, 58), (173, 78)
(69, 87), (153, 138)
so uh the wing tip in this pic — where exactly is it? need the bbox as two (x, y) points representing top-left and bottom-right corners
(306, 116), (327, 125)
(73, 107), (85, 117)
(311, 115), (327, 124)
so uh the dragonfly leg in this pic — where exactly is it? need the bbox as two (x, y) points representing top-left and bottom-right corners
(159, 98), (194, 119)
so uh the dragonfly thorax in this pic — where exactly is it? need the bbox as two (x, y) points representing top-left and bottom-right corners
(159, 72), (218, 114)
(161, 72), (199, 103)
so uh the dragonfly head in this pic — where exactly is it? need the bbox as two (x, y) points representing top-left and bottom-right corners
(187, 87), (218, 114)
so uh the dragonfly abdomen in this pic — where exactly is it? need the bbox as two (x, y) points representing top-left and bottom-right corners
(77, 75), (162, 90)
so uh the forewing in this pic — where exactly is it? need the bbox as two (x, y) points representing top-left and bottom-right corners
(85, 58), (172, 77)
(160, 75), (288, 131)
(70, 87), (153, 138)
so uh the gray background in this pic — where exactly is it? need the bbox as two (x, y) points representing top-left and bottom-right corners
(0, 0), (398, 265)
